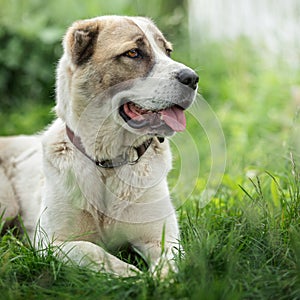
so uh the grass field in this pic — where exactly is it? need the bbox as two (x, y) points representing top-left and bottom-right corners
(1, 34), (300, 299)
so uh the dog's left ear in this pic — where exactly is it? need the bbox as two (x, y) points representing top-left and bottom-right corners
(64, 21), (99, 65)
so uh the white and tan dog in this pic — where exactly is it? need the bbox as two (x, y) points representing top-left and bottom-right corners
(0, 16), (198, 277)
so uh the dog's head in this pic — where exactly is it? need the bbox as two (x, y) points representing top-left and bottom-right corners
(56, 16), (198, 145)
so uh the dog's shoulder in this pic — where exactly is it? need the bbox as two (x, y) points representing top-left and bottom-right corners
(42, 119), (74, 171)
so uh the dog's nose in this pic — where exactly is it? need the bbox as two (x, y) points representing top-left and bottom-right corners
(176, 69), (199, 90)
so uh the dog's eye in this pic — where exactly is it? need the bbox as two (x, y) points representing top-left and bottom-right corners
(124, 49), (142, 59)
(166, 48), (172, 57)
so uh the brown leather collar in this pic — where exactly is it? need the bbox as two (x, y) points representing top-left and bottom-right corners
(66, 125), (162, 168)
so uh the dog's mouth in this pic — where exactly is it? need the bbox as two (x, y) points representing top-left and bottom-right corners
(119, 101), (186, 132)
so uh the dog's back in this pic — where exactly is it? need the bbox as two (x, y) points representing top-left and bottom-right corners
(0, 135), (42, 232)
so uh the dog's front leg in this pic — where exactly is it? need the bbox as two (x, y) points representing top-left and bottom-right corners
(137, 241), (179, 277)
(53, 240), (140, 277)
(131, 217), (180, 278)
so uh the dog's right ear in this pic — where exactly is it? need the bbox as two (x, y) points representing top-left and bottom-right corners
(64, 21), (100, 66)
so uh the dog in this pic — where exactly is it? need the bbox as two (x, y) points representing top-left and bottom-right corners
(0, 16), (198, 277)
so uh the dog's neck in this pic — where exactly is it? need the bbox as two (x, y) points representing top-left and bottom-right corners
(66, 125), (164, 168)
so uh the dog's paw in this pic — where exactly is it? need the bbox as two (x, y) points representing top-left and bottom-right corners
(150, 259), (177, 279)
(123, 265), (142, 277)
(107, 263), (142, 278)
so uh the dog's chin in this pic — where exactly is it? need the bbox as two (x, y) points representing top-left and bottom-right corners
(119, 101), (187, 137)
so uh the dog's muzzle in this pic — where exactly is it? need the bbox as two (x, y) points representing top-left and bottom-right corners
(117, 69), (199, 135)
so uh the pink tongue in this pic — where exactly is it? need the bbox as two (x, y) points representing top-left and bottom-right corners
(160, 106), (186, 132)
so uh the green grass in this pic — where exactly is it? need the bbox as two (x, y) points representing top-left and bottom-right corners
(1, 169), (300, 299)
(1, 34), (300, 299)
